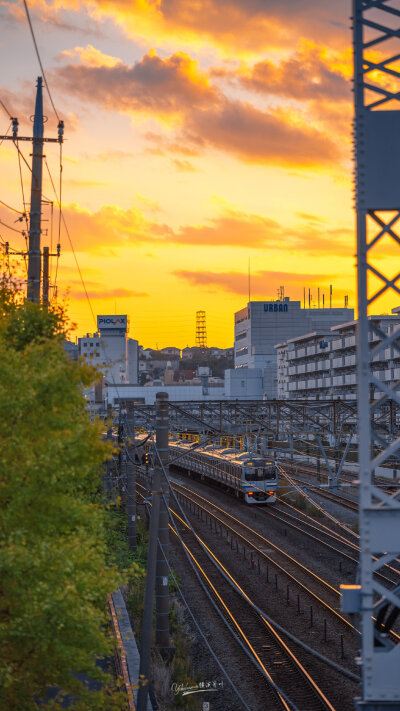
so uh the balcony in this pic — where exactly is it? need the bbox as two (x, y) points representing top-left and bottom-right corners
(306, 362), (316, 373)
(345, 354), (356, 367)
(344, 373), (356, 385)
(344, 335), (356, 348)
(332, 339), (344, 351)
(332, 356), (344, 368)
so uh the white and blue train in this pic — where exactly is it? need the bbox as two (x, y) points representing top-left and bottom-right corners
(169, 440), (278, 504)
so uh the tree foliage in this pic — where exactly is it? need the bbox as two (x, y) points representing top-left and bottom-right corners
(0, 279), (126, 709)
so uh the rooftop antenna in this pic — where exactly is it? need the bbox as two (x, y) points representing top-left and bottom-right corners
(308, 288), (311, 308)
(330, 284), (332, 309)
(303, 287), (305, 309)
(318, 287), (320, 309)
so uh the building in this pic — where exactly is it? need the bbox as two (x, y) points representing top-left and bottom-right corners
(234, 298), (354, 398)
(78, 315), (138, 385)
(276, 311), (400, 400)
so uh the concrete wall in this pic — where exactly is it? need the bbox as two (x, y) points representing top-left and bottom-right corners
(107, 383), (225, 405)
(224, 368), (263, 399)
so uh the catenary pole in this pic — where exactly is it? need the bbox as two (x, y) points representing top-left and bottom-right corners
(155, 392), (170, 649)
(339, 3), (400, 709)
(136, 467), (161, 711)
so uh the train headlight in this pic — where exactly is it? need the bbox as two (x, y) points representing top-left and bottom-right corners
(248, 491), (254, 496)
(267, 490), (275, 496)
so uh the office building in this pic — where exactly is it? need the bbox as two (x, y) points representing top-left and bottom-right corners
(233, 298), (354, 397)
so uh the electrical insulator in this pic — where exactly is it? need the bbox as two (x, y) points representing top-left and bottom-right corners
(11, 117), (18, 139)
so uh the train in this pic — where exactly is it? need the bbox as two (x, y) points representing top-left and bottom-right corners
(169, 440), (278, 504)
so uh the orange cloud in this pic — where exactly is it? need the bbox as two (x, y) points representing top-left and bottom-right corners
(24, 0), (349, 54)
(58, 202), (170, 252)
(237, 43), (350, 102)
(173, 269), (338, 296)
(54, 50), (341, 167)
(55, 50), (219, 118)
(68, 287), (148, 299)
(54, 202), (354, 254)
(58, 44), (122, 68)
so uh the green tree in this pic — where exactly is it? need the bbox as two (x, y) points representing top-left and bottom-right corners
(0, 278), (126, 710)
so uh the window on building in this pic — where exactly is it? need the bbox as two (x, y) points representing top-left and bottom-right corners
(83, 343), (87, 348)
(90, 343), (93, 348)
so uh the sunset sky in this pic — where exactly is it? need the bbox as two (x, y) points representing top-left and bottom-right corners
(0, 0), (392, 348)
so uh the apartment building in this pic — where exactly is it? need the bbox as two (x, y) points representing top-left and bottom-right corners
(276, 312), (400, 400)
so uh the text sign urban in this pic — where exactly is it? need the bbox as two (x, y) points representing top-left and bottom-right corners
(97, 315), (127, 330)
(264, 303), (288, 313)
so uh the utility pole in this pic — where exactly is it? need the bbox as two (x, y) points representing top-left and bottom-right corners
(155, 392), (170, 650)
(340, 3), (400, 709)
(0, 77), (63, 302)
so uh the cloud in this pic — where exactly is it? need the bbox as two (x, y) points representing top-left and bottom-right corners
(59, 202), (171, 252)
(54, 49), (341, 167)
(173, 208), (282, 246)
(55, 50), (219, 118)
(55, 201), (354, 254)
(58, 44), (122, 68)
(186, 99), (340, 166)
(68, 287), (148, 299)
(238, 42), (350, 102)
(172, 159), (197, 172)
(173, 268), (337, 296)
(30, 0), (349, 54)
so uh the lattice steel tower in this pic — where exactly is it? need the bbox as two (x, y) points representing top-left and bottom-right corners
(341, 2), (400, 708)
(195, 310), (207, 348)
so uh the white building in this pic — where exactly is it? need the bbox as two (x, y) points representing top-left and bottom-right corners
(276, 311), (400, 400)
(78, 314), (138, 385)
(233, 298), (354, 398)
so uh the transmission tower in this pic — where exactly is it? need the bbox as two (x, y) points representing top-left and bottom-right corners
(340, 3), (400, 708)
(195, 310), (207, 349)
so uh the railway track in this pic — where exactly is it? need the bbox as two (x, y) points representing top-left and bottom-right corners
(170, 479), (359, 638)
(137, 477), (340, 710)
(170, 496), (340, 711)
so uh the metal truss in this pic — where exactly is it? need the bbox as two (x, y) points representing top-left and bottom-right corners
(348, 1), (400, 707)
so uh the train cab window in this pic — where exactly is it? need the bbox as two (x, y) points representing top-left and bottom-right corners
(264, 467), (276, 480)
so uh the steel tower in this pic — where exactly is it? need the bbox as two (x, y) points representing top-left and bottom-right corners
(343, 2), (400, 708)
(195, 310), (207, 349)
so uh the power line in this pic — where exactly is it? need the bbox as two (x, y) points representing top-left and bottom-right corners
(0, 98), (12, 119)
(22, 0), (60, 123)
(0, 218), (25, 235)
(0, 199), (25, 215)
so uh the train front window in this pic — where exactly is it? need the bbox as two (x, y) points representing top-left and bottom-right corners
(264, 467), (276, 480)
(244, 465), (276, 481)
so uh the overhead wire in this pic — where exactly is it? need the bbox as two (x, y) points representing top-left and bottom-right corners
(22, 0), (60, 123)
(0, 199), (25, 215)
(0, 98), (12, 119)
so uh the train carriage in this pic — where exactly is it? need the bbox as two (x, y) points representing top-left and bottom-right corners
(169, 440), (277, 504)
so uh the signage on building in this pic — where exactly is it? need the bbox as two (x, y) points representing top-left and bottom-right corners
(97, 315), (128, 331)
(264, 303), (288, 313)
